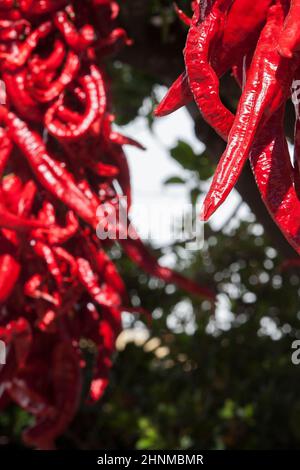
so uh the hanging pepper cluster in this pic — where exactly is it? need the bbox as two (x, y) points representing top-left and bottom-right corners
(0, 0), (214, 449)
(157, 0), (300, 253)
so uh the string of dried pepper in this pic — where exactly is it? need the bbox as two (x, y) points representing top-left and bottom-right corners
(0, 0), (214, 449)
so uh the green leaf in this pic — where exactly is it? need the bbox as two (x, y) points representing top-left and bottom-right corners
(164, 176), (186, 185)
(170, 140), (197, 171)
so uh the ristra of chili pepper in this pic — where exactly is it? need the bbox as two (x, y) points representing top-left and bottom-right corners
(156, 0), (272, 118)
(45, 73), (100, 141)
(28, 51), (80, 103)
(54, 10), (96, 52)
(184, 0), (234, 141)
(0, 21), (52, 71)
(201, 4), (300, 221)
(278, 0), (300, 58)
(2, 109), (97, 226)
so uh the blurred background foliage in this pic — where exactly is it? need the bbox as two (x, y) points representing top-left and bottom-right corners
(2, 0), (300, 450)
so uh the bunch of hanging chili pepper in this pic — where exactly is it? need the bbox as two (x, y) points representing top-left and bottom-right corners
(157, 0), (300, 253)
(0, 0), (214, 449)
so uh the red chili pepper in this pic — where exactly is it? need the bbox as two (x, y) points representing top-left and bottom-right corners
(54, 10), (96, 52)
(0, 21), (52, 71)
(3, 69), (43, 122)
(0, 253), (21, 303)
(28, 51), (80, 103)
(184, 0), (234, 141)
(45, 72), (100, 141)
(249, 106), (300, 253)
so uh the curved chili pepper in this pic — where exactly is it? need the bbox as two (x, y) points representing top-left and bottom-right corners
(184, 0), (234, 140)
(28, 51), (80, 103)
(45, 73), (100, 141)
(0, 21), (52, 71)
(54, 10), (96, 52)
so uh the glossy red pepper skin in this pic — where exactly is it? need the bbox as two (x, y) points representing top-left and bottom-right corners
(184, 0), (234, 141)
(0, 253), (21, 303)
(249, 106), (300, 253)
